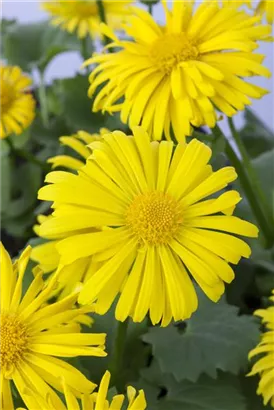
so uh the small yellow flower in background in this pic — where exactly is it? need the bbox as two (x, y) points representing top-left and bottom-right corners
(0, 243), (107, 409)
(1, 65), (36, 139)
(256, 0), (274, 24)
(42, 0), (132, 39)
(31, 129), (108, 300)
(38, 127), (258, 326)
(18, 370), (147, 410)
(84, 1), (271, 142)
(248, 290), (274, 408)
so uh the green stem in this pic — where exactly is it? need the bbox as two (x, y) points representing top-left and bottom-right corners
(38, 70), (49, 128)
(81, 36), (90, 61)
(228, 117), (272, 224)
(148, 3), (153, 14)
(109, 319), (129, 392)
(96, 0), (111, 46)
(6, 136), (49, 171)
(213, 124), (274, 249)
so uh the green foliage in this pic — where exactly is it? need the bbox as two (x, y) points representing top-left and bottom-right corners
(3, 20), (92, 71)
(139, 361), (246, 410)
(80, 306), (150, 388)
(239, 109), (274, 159)
(142, 292), (260, 382)
(53, 74), (125, 133)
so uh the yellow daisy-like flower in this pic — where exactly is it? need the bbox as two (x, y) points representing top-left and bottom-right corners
(256, 0), (274, 24)
(84, 1), (271, 142)
(38, 127), (258, 326)
(0, 243), (107, 409)
(1, 65), (36, 139)
(20, 370), (147, 410)
(31, 129), (108, 299)
(42, 0), (132, 39)
(248, 290), (274, 408)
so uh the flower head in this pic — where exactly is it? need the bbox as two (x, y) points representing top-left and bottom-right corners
(38, 127), (258, 326)
(248, 290), (274, 407)
(1, 65), (36, 139)
(31, 129), (108, 299)
(42, 0), (132, 39)
(19, 370), (147, 410)
(84, 1), (271, 142)
(0, 243), (106, 409)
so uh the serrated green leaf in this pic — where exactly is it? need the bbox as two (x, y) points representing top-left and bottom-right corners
(142, 292), (260, 382)
(239, 109), (274, 159)
(139, 360), (246, 410)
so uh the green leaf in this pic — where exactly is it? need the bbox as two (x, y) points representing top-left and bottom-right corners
(142, 292), (260, 382)
(139, 360), (246, 410)
(55, 75), (125, 133)
(239, 109), (274, 159)
(3, 20), (89, 71)
(252, 149), (274, 204)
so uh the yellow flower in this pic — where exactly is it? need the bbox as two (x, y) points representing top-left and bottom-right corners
(0, 243), (107, 409)
(248, 290), (274, 408)
(84, 1), (271, 142)
(256, 0), (274, 24)
(42, 0), (132, 39)
(18, 370), (147, 410)
(47, 128), (108, 171)
(31, 129), (108, 299)
(38, 127), (258, 326)
(1, 65), (36, 139)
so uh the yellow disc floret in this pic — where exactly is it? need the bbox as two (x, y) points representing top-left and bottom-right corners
(126, 191), (183, 245)
(0, 314), (29, 374)
(150, 33), (199, 74)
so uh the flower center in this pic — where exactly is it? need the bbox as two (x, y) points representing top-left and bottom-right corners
(126, 191), (183, 245)
(1, 81), (15, 114)
(150, 33), (199, 74)
(0, 314), (29, 373)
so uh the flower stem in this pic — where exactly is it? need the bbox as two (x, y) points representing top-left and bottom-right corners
(213, 124), (274, 248)
(38, 70), (49, 128)
(96, 0), (111, 46)
(6, 136), (49, 171)
(148, 3), (153, 14)
(109, 319), (129, 392)
(81, 36), (90, 61)
(228, 117), (272, 224)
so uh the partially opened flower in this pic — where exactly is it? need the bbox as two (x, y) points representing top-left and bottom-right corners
(19, 370), (147, 410)
(42, 0), (132, 39)
(1, 65), (36, 139)
(0, 243), (106, 409)
(38, 127), (258, 326)
(84, 1), (271, 142)
(31, 129), (108, 300)
(248, 290), (274, 407)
